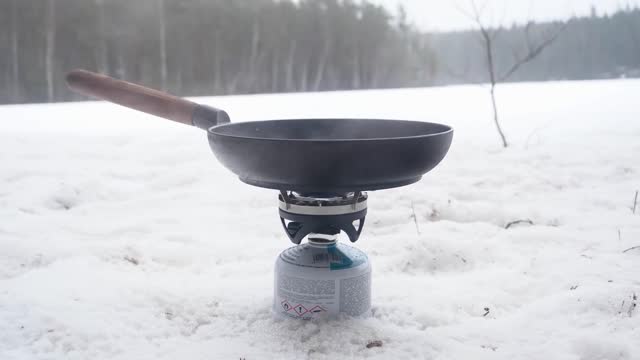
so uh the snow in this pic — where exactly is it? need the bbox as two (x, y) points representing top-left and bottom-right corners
(1, 79), (639, 359)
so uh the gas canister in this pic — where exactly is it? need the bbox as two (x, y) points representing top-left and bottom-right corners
(274, 236), (371, 319)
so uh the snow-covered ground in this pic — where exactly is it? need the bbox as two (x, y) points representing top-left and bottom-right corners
(1, 79), (639, 360)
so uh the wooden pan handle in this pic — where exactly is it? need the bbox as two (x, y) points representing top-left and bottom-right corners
(66, 69), (230, 129)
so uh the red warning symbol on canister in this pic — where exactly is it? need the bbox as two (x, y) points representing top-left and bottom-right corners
(308, 305), (326, 314)
(281, 300), (292, 311)
(293, 304), (308, 316)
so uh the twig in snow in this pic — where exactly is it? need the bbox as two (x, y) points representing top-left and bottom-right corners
(410, 201), (421, 235)
(622, 245), (640, 253)
(618, 229), (622, 241)
(124, 256), (139, 265)
(366, 340), (383, 349)
(633, 190), (638, 214)
(483, 307), (490, 316)
(505, 219), (533, 229)
(570, 285), (578, 290)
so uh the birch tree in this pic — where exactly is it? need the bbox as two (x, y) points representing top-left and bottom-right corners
(95, 0), (108, 74)
(157, 0), (167, 91)
(45, 0), (56, 101)
(10, 0), (19, 102)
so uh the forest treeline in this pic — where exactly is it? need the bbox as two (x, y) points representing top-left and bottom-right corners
(0, 0), (639, 104)
(430, 6), (640, 85)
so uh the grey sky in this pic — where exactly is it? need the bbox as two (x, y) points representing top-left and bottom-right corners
(369, 0), (640, 31)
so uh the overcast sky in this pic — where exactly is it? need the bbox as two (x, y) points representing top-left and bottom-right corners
(369, 0), (640, 31)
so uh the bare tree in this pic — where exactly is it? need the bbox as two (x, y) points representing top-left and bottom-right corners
(95, 0), (108, 74)
(158, 0), (168, 91)
(285, 39), (297, 92)
(45, 0), (56, 102)
(10, 0), (19, 102)
(312, 27), (331, 91)
(461, 0), (565, 147)
(247, 19), (261, 91)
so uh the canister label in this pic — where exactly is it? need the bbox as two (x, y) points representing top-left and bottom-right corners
(274, 242), (371, 319)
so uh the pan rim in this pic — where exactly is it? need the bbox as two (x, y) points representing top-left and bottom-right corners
(207, 118), (453, 142)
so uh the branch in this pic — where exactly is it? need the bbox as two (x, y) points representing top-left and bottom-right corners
(505, 219), (533, 229)
(623, 245), (640, 253)
(410, 201), (421, 235)
(456, 0), (490, 34)
(524, 21), (535, 53)
(499, 23), (567, 81)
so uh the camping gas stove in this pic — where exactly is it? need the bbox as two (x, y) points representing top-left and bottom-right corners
(64, 69), (453, 320)
(274, 191), (371, 319)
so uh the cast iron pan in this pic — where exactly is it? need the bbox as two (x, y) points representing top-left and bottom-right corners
(66, 70), (453, 193)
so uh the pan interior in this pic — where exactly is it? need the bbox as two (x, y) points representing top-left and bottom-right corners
(211, 119), (451, 141)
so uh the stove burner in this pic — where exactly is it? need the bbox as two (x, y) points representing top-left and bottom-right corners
(279, 191), (367, 244)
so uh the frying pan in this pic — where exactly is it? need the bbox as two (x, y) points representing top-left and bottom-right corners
(66, 70), (453, 193)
